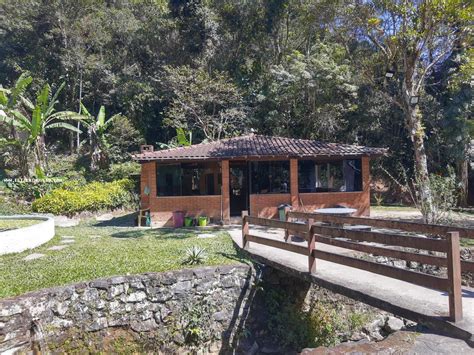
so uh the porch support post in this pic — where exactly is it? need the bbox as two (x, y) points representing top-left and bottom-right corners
(361, 156), (370, 216)
(141, 161), (156, 208)
(221, 160), (230, 224)
(290, 158), (299, 208)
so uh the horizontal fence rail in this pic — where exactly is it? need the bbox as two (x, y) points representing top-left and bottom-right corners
(241, 210), (473, 322)
(288, 211), (474, 239)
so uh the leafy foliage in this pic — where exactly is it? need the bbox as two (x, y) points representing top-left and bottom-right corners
(182, 245), (208, 265)
(32, 179), (136, 216)
(161, 65), (249, 141)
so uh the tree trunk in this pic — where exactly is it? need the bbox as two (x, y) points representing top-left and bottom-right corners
(459, 145), (469, 207)
(34, 136), (47, 175)
(404, 102), (435, 223)
(89, 126), (108, 172)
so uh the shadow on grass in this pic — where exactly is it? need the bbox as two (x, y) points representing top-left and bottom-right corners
(111, 229), (196, 240)
(94, 212), (138, 228)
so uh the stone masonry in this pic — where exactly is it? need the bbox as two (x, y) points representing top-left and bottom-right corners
(0, 265), (255, 353)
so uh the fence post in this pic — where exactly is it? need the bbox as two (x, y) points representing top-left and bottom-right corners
(284, 207), (291, 242)
(242, 210), (249, 249)
(446, 231), (462, 322)
(308, 218), (316, 274)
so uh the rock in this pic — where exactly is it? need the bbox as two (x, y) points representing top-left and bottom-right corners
(23, 253), (45, 261)
(0, 304), (22, 317)
(384, 316), (404, 333)
(213, 311), (227, 322)
(87, 317), (108, 331)
(109, 300), (124, 314)
(109, 284), (124, 297)
(61, 235), (75, 239)
(126, 291), (147, 303)
(197, 233), (216, 239)
(193, 267), (216, 279)
(90, 280), (110, 290)
(60, 239), (75, 244)
(82, 288), (99, 303)
(52, 302), (69, 316)
(131, 319), (158, 332)
(392, 260), (407, 268)
(51, 318), (74, 329)
(172, 281), (192, 294)
(47, 245), (68, 251)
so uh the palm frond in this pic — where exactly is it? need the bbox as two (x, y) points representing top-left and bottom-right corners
(47, 111), (87, 123)
(46, 122), (82, 134)
(45, 82), (65, 117)
(97, 105), (106, 127)
(30, 106), (42, 139)
(10, 110), (32, 130)
(9, 73), (32, 108)
(36, 84), (50, 114)
(79, 102), (91, 117)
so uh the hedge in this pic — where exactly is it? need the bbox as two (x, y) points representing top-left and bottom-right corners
(32, 179), (136, 216)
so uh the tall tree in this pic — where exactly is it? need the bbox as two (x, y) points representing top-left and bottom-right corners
(349, 0), (472, 222)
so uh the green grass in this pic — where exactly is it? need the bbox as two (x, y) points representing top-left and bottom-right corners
(0, 219), (40, 230)
(0, 221), (247, 299)
(371, 205), (419, 212)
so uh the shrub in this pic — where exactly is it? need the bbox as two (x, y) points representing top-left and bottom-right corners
(32, 179), (137, 216)
(98, 162), (141, 182)
(182, 246), (208, 265)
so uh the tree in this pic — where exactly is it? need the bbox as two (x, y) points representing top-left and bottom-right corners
(8, 82), (82, 174)
(349, 0), (472, 222)
(253, 43), (358, 140)
(1, 78), (81, 176)
(161, 65), (249, 141)
(0, 73), (33, 176)
(80, 104), (120, 171)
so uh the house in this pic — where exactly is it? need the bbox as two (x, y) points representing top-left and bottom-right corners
(132, 134), (386, 226)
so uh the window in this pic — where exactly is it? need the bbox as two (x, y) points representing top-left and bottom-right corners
(250, 161), (290, 194)
(298, 159), (362, 193)
(156, 162), (221, 196)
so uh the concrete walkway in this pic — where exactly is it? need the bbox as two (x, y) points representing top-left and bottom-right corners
(227, 225), (474, 344)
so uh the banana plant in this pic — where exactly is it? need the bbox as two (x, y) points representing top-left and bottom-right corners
(157, 128), (193, 149)
(3, 82), (84, 175)
(0, 73), (33, 176)
(79, 103), (120, 171)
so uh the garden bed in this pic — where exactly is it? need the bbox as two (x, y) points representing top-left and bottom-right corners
(0, 215), (55, 255)
(0, 218), (40, 231)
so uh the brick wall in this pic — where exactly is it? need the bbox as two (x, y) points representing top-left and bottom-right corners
(249, 194), (291, 219)
(149, 196), (222, 227)
(140, 156), (372, 224)
(298, 192), (369, 216)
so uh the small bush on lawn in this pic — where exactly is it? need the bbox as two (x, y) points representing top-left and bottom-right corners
(32, 179), (137, 216)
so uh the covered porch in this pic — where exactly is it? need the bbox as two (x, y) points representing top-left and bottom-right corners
(133, 135), (385, 227)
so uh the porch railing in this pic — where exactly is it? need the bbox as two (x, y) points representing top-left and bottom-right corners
(241, 210), (474, 322)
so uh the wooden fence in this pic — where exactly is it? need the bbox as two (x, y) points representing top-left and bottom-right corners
(241, 210), (474, 322)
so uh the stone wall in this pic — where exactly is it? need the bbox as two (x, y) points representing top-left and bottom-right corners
(0, 263), (399, 353)
(0, 265), (255, 353)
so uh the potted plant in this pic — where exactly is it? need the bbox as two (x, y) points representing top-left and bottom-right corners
(197, 216), (208, 227)
(184, 216), (194, 227)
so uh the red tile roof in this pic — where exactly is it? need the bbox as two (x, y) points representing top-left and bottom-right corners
(132, 134), (387, 162)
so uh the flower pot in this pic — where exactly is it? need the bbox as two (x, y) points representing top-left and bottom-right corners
(198, 216), (208, 227)
(184, 217), (194, 227)
(172, 211), (185, 228)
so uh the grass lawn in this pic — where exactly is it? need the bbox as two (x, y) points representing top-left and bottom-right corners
(0, 221), (247, 299)
(0, 218), (40, 230)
